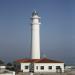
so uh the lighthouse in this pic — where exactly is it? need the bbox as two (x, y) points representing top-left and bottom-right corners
(16, 11), (64, 73)
(31, 11), (41, 59)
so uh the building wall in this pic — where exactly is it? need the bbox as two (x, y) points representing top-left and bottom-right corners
(21, 63), (30, 72)
(0, 66), (6, 69)
(34, 63), (64, 72)
(0, 72), (15, 75)
(21, 63), (64, 72)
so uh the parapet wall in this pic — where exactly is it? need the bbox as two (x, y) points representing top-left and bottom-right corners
(0, 71), (15, 75)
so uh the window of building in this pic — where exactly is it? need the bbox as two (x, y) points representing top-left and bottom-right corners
(40, 66), (44, 70)
(36, 66), (38, 70)
(25, 66), (28, 69)
(48, 66), (52, 69)
(56, 66), (60, 69)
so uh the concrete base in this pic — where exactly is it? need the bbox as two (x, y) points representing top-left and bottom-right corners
(29, 73), (34, 75)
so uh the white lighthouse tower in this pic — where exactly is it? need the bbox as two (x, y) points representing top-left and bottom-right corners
(31, 11), (41, 59)
(15, 11), (64, 73)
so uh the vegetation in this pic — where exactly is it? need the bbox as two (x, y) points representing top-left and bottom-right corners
(7, 62), (12, 66)
(0, 60), (4, 64)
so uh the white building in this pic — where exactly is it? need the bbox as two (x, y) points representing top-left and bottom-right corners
(15, 11), (64, 73)
(0, 65), (15, 75)
(15, 58), (64, 73)
(0, 65), (6, 69)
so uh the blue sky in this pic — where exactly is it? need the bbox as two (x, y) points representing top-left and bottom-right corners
(0, 0), (74, 64)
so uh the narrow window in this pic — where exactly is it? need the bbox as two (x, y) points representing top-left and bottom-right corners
(36, 66), (38, 70)
(48, 66), (52, 69)
(25, 66), (28, 69)
(40, 66), (44, 70)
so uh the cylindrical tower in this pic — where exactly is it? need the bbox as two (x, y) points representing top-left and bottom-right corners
(31, 11), (41, 59)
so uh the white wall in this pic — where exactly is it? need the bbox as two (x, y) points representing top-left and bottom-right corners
(21, 63), (64, 72)
(0, 72), (15, 75)
(21, 63), (30, 72)
(0, 66), (6, 69)
(34, 63), (64, 72)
